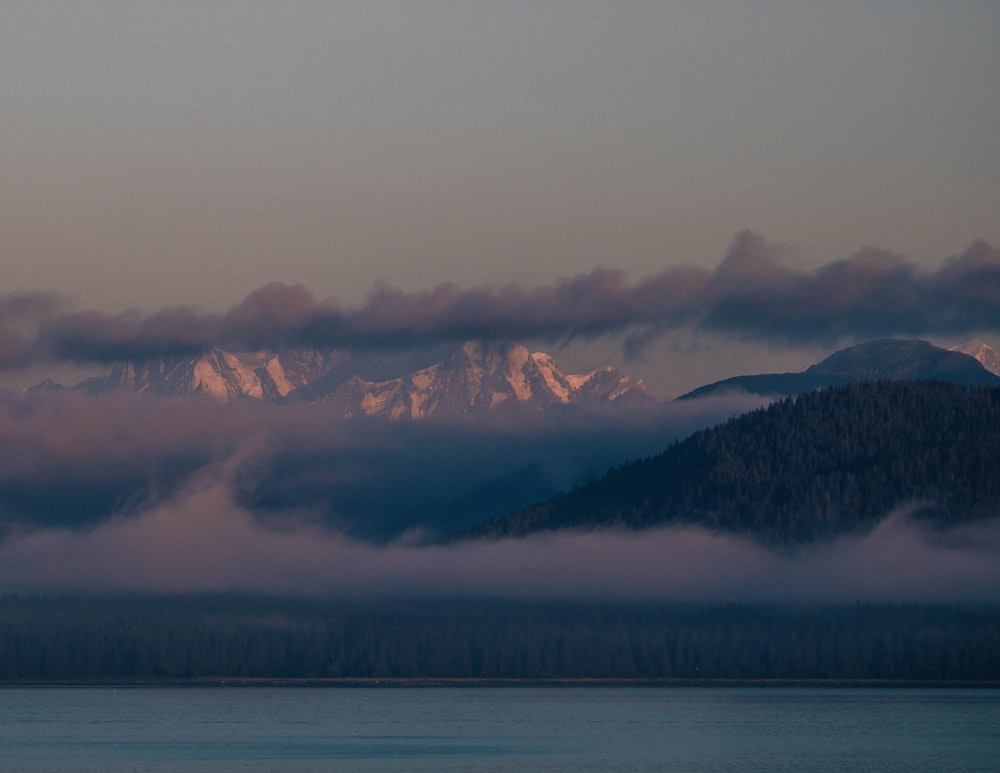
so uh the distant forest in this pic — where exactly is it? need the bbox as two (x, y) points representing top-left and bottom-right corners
(474, 381), (1000, 543)
(2, 594), (999, 683)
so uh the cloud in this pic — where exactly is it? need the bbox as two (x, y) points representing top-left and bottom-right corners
(7, 233), (1000, 366)
(1, 478), (996, 602)
(0, 291), (68, 323)
(34, 306), (223, 363)
(0, 389), (247, 530)
(0, 292), (69, 367)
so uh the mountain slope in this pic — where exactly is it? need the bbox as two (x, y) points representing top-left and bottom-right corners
(471, 381), (1000, 545)
(680, 339), (1000, 399)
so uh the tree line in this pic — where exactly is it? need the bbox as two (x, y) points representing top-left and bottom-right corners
(2, 593), (998, 682)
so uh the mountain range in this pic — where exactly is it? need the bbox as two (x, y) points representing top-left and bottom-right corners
(44, 340), (654, 418)
(31, 337), (999, 418)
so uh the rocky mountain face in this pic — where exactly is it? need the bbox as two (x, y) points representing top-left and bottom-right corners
(316, 342), (654, 419)
(77, 347), (348, 401)
(59, 341), (656, 418)
(950, 338), (1000, 376)
(679, 339), (1000, 400)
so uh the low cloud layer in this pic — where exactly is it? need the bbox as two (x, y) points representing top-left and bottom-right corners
(3, 232), (999, 367)
(1, 475), (996, 602)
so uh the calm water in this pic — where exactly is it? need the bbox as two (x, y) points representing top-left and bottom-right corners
(1, 687), (997, 772)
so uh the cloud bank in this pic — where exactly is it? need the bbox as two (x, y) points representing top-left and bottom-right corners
(3, 233), (999, 367)
(1, 475), (996, 603)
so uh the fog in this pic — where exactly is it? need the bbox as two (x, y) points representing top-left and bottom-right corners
(1, 474), (996, 603)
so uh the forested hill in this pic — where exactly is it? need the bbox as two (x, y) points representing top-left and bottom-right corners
(470, 381), (1000, 544)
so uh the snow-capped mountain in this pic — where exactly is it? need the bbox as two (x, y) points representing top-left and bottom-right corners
(54, 341), (655, 417)
(315, 341), (655, 419)
(76, 347), (347, 401)
(950, 338), (1000, 377)
(678, 338), (1000, 400)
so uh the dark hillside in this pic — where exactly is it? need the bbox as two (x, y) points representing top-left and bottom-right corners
(473, 381), (1000, 544)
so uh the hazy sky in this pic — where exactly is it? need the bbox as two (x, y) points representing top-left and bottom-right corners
(2, 1), (999, 393)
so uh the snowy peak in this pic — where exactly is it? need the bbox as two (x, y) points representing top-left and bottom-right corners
(530, 351), (574, 403)
(60, 341), (655, 418)
(84, 347), (347, 401)
(317, 341), (656, 419)
(950, 338), (1000, 377)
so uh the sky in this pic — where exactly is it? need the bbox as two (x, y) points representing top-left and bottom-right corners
(2, 1), (999, 394)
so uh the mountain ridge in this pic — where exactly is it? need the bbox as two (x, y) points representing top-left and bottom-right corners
(42, 340), (655, 419)
(27, 336), (1000, 419)
(679, 339), (1000, 399)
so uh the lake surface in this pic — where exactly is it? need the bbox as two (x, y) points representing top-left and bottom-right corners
(1, 687), (998, 772)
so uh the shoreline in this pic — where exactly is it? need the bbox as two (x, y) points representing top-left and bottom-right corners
(4, 677), (1000, 689)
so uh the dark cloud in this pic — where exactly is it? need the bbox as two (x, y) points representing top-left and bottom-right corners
(0, 292), (70, 368)
(222, 282), (331, 348)
(0, 328), (31, 369)
(8, 233), (1000, 366)
(0, 291), (68, 323)
(34, 306), (223, 363)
